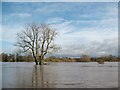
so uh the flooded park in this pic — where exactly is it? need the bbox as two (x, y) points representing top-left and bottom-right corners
(2, 62), (118, 88)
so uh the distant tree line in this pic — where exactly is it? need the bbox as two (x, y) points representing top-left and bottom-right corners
(45, 55), (119, 62)
(0, 53), (119, 62)
(0, 53), (33, 62)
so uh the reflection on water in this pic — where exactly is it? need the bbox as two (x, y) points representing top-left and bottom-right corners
(32, 65), (44, 88)
(2, 62), (118, 88)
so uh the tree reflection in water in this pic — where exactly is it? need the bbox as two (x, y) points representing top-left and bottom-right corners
(32, 65), (44, 88)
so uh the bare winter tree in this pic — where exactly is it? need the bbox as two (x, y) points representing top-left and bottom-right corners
(16, 23), (58, 65)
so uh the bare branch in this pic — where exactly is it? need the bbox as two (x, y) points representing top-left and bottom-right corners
(15, 23), (59, 65)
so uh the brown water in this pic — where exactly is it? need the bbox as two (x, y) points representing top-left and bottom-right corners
(2, 62), (118, 88)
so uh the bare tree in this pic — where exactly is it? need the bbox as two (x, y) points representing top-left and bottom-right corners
(16, 23), (58, 65)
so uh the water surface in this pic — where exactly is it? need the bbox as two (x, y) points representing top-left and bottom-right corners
(2, 62), (118, 88)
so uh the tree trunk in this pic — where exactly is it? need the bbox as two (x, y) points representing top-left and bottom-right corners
(39, 59), (42, 65)
(32, 49), (38, 65)
(35, 60), (38, 65)
(39, 55), (44, 65)
(32, 52), (38, 65)
(34, 56), (38, 65)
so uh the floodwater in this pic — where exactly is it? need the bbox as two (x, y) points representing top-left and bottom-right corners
(2, 62), (118, 88)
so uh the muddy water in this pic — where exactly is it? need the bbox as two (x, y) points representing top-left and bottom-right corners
(2, 62), (118, 88)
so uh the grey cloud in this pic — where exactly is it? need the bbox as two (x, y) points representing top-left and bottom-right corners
(51, 38), (118, 57)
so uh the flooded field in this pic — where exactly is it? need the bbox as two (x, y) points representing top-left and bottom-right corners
(2, 62), (118, 88)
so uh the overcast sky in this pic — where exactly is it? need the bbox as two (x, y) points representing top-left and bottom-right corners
(1, 2), (118, 57)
